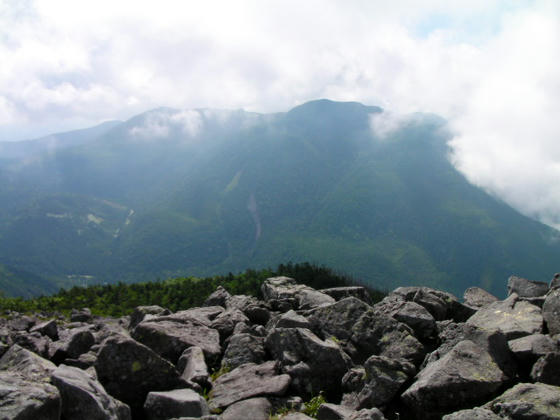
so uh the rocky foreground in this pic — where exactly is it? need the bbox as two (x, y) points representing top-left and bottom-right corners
(1, 275), (560, 420)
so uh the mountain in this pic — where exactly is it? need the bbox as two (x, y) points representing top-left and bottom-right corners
(0, 99), (558, 297)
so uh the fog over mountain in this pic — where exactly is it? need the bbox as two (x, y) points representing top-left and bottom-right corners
(0, 100), (558, 299)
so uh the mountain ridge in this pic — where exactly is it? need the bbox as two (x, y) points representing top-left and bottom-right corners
(0, 99), (558, 297)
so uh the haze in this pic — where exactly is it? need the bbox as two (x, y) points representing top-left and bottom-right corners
(0, 0), (559, 228)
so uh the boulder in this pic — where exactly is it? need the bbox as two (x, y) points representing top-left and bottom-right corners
(11, 331), (50, 358)
(507, 275), (549, 297)
(265, 327), (351, 399)
(50, 326), (95, 364)
(466, 293), (543, 339)
(401, 340), (508, 417)
(392, 287), (474, 321)
(309, 297), (424, 364)
(221, 397), (272, 420)
(203, 286), (231, 307)
(225, 294), (259, 312)
(131, 318), (221, 365)
(275, 310), (311, 329)
(374, 296), (436, 340)
(143, 389), (209, 420)
(177, 346), (210, 388)
(71, 308), (93, 323)
(222, 333), (266, 369)
(208, 361), (290, 411)
(160, 306), (224, 327)
(508, 333), (557, 364)
(530, 352), (560, 385)
(128, 305), (170, 330)
(463, 287), (498, 309)
(351, 355), (415, 409)
(485, 382), (560, 419)
(261, 277), (335, 310)
(209, 309), (249, 341)
(317, 403), (354, 420)
(550, 273), (560, 289)
(243, 304), (271, 325)
(347, 408), (386, 420)
(8, 315), (35, 332)
(319, 286), (372, 304)
(282, 414), (314, 420)
(0, 371), (61, 420)
(94, 334), (184, 415)
(0, 344), (56, 381)
(543, 288), (560, 335)
(51, 364), (130, 420)
(442, 407), (501, 419)
(30, 319), (59, 340)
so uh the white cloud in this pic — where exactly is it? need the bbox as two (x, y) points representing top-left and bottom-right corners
(1, 0), (559, 227)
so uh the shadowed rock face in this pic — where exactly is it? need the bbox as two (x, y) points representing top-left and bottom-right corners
(2, 274), (560, 420)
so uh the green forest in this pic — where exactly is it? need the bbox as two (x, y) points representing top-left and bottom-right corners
(0, 263), (386, 317)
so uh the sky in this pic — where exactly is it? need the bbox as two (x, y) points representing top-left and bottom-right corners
(0, 0), (559, 227)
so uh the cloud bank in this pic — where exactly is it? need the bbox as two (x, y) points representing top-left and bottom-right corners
(0, 0), (559, 227)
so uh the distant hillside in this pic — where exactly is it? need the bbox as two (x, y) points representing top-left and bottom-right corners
(0, 99), (558, 297)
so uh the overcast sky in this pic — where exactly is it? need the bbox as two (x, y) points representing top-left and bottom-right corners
(1, 0), (559, 228)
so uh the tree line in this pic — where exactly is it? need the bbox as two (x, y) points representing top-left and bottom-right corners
(0, 262), (386, 317)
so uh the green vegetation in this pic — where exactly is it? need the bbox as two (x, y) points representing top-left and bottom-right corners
(302, 392), (326, 418)
(1, 100), (559, 298)
(210, 364), (232, 382)
(0, 263), (385, 317)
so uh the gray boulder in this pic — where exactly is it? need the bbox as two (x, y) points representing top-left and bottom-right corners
(94, 334), (184, 415)
(352, 356), (415, 409)
(177, 346), (210, 388)
(144, 389), (209, 420)
(392, 287), (474, 321)
(309, 297), (424, 364)
(401, 340), (508, 417)
(208, 361), (290, 411)
(466, 293), (543, 339)
(51, 364), (130, 420)
(29, 319), (59, 340)
(319, 286), (372, 304)
(508, 333), (558, 364)
(0, 371), (61, 420)
(0, 344), (56, 381)
(374, 296), (437, 340)
(275, 310), (311, 329)
(530, 352), (560, 385)
(221, 397), (272, 420)
(317, 403), (354, 420)
(347, 408), (386, 420)
(463, 287), (498, 309)
(261, 277), (335, 310)
(51, 326), (95, 364)
(203, 286), (231, 307)
(222, 333), (266, 369)
(485, 382), (560, 419)
(543, 288), (560, 335)
(128, 305), (170, 330)
(442, 407), (501, 419)
(11, 331), (50, 358)
(507, 275), (549, 297)
(551, 273), (560, 289)
(265, 327), (351, 399)
(131, 318), (221, 364)
(209, 309), (249, 341)
(71, 308), (93, 323)
(160, 306), (224, 327)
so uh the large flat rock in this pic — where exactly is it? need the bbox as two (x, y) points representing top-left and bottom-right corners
(401, 340), (508, 417)
(209, 361), (290, 411)
(466, 294), (543, 339)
